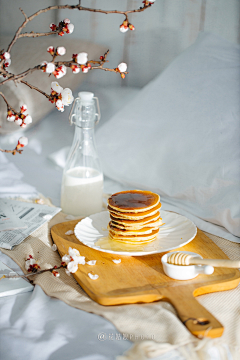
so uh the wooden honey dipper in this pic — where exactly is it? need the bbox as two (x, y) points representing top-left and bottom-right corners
(167, 252), (240, 269)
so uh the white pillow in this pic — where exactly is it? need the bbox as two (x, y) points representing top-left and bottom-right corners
(96, 32), (240, 238)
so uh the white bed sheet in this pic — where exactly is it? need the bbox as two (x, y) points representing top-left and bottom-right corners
(0, 82), (233, 360)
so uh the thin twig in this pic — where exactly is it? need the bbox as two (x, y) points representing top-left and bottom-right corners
(20, 80), (50, 99)
(7, 3), (151, 53)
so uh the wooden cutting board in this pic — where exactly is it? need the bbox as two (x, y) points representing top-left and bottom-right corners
(51, 220), (240, 338)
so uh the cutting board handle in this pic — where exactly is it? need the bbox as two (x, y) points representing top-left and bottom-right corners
(161, 287), (224, 338)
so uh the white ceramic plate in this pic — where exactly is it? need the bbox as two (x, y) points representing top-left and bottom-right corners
(74, 210), (197, 256)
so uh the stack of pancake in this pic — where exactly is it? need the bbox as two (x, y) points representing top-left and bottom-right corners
(107, 190), (162, 245)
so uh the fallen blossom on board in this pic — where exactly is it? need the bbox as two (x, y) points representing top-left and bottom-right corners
(65, 230), (74, 235)
(112, 259), (121, 264)
(87, 260), (97, 266)
(62, 247), (85, 274)
(88, 273), (99, 280)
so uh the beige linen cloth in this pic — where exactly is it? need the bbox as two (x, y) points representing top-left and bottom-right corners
(1, 198), (240, 360)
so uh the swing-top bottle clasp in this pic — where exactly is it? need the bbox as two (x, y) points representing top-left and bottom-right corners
(69, 91), (101, 127)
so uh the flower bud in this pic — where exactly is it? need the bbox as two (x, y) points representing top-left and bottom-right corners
(46, 62), (56, 73)
(66, 23), (74, 34)
(3, 52), (10, 60)
(7, 115), (15, 122)
(18, 136), (28, 147)
(120, 24), (128, 33)
(56, 46), (66, 56)
(20, 104), (27, 113)
(64, 18), (70, 24)
(24, 115), (32, 125)
(47, 46), (55, 55)
(76, 52), (88, 65)
(15, 118), (23, 126)
(50, 23), (57, 31)
(118, 62), (127, 73)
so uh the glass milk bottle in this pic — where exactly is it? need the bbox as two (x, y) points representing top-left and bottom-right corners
(61, 91), (103, 216)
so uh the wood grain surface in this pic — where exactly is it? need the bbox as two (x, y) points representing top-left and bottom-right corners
(51, 220), (240, 338)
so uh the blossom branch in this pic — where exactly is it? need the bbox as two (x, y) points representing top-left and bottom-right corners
(7, 3), (152, 53)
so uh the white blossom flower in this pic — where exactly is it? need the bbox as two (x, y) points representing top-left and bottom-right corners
(62, 88), (74, 106)
(64, 18), (70, 24)
(65, 230), (74, 235)
(76, 52), (88, 65)
(56, 99), (64, 112)
(3, 52), (10, 60)
(51, 81), (63, 94)
(120, 25), (129, 33)
(7, 115), (15, 122)
(82, 66), (89, 74)
(88, 273), (99, 280)
(67, 261), (78, 273)
(118, 62), (127, 73)
(55, 65), (67, 79)
(46, 62), (56, 73)
(62, 254), (71, 264)
(67, 23), (74, 34)
(61, 247), (85, 274)
(68, 247), (85, 265)
(72, 66), (80, 74)
(15, 118), (23, 126)
(18, 136), (28, 147)
(56, 46), (66, 56)
(24, 115), (32, 125)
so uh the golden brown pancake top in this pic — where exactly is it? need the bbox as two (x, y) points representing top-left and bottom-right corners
(108, 190), (160, 212)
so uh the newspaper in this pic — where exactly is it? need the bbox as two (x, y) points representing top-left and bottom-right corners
(0, 199), (61, 250)
(0, 201), (27, 231)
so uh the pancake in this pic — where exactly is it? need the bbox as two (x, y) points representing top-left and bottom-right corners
(110, 212), (161, 225)
(108, 190), (160, 213)
(108, 222), (159, 235)
(111, 219), (163, 230)
(109, 203), (161, 220)
(109, 228), (159, 242)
